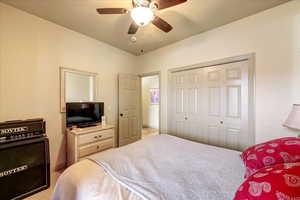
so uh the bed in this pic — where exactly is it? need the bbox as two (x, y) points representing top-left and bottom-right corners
(52, 134), (244, 200)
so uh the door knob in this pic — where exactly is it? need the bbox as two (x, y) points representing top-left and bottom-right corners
(220, 121), (224, 124)
(120, 113), (123, 117)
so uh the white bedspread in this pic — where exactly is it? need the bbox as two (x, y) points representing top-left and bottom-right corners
(52, 135), (244, 200)
(88, 134), (244, 200)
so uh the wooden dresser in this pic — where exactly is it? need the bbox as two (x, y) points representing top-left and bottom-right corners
(67, 125), (115, 166)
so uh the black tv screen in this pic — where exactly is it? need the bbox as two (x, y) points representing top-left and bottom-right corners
(66, 102), (104, 127)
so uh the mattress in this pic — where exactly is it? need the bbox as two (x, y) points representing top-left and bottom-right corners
(52, 159), (141, 200)
(52, 135), (245, 200)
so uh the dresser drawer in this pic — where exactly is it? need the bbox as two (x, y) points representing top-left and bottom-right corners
(78, 129), (113, 146)
(79, 138), (114, 158)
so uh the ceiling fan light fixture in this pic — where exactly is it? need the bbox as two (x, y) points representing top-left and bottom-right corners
(131, 7), (154, 27)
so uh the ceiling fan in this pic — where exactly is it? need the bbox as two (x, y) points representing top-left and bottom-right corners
(96, 0), (187, 35)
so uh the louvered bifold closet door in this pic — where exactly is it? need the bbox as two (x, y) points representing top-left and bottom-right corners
(168, 60), (251, 151)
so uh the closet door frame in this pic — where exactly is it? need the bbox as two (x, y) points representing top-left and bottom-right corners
(167, 53), (256, 147)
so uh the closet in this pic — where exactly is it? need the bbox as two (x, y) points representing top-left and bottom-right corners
(168, 59), (254, 151)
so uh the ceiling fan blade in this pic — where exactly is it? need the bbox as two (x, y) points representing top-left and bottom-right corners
(128, 22), (139, 34)
(152, 16), (173, 33)
(96, 8), (128, 14)
(154, 0), (187, 10)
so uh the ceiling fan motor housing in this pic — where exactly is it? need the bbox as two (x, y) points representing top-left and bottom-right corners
(134, 0), (158, 9)
(134, 0), (150, 7)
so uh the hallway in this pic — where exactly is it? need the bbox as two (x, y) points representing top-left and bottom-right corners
(142, 128), (159, 139)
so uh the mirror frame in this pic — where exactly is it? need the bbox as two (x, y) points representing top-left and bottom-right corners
(60, 67), (99, 113)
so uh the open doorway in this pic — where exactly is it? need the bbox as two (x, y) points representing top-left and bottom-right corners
(141, 74), (160, 139)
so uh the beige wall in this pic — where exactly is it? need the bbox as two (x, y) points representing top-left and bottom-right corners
(142, 76), (159, 129)
(137, 1), (300, 143)
(0, 3), (138, 171)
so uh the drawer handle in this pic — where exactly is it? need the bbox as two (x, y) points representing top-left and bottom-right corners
(94, 135), (102, 139)
(97, 145), (100, 149)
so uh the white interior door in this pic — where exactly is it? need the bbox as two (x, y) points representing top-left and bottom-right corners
(203, 66), (224, 147)
(118, 74), (142, 146)
(168, 69), (204, 141)
(203, 61), (250, 150)
(223, 61), (250, 150)
(168, 60), (253, 151)
(184, 69), (205, 141)
(168, 71), (189, 138)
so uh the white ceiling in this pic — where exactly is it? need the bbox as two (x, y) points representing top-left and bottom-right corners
(0, 0), (291, 55)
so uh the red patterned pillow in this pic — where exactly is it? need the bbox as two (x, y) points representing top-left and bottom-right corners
(241, 137), (300, 178)
(234, 163), (300, 200)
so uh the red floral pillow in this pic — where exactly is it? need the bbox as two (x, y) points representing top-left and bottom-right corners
(234, 162), (300, 200)
(241, 137), (300, 178)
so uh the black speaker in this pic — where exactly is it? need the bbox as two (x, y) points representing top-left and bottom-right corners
(0, 137), (50, 200)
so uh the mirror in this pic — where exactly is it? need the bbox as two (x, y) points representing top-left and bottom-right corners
(60, 67), (98, 112)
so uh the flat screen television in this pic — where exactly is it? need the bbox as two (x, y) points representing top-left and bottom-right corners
(66, 102), (104, 128)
